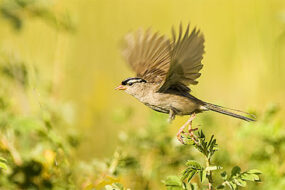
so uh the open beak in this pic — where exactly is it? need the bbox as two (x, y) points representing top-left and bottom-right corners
(115, 84), (127, 90)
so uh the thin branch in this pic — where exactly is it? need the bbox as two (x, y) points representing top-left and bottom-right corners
(206, 157), (214, 190)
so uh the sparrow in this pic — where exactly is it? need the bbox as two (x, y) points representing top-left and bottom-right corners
(116, 24), (255, 143)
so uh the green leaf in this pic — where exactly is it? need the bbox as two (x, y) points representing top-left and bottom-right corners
(185, 160), (202, 170)
(164, 176), (183, 187)
(187, 171), (196, 183)
(221, 171), (227, 180)
(207, 135), (214, 148)
(0, 157), (7, 170)
(181, 168), (192, 181)
(247, 169), (262, 174)
(233, 178), (246, 187)
(241, 173), (260, 182)
(0, 162), (7, 170)
(190, 183), (198, 190)
(182, 160), (202, 183)
(0, 157), (7, 163)
(220, 168), (261, 190)
(199, 130), (205, 139)
(199, 170), (206, 182)
(228, 181), (237, 190)
(231, 166), (241, 177)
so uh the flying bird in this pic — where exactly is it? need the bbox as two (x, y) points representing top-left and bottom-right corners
(116, 24), (255, 143)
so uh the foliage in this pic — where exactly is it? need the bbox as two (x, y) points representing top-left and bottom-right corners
(0, 0), (285, 189)
(217, 167), (262, 190)
(0, 1), (77, 189)
(74, 104), (285, 190)
(105, 183), (130, 190)
(163, 130), (261, 190)
(0, 0), (75, 31)
(0, 54), (78, 189)
(82, 110), (264, 190)
(0, 157), (8, 171)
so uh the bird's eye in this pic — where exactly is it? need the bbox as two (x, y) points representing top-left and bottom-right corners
(128, 82), (133, 86)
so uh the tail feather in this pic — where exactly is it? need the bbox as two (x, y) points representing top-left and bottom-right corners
(202, 102), (255, 122)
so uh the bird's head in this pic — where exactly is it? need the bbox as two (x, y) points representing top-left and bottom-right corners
(115, 77), (147, 96)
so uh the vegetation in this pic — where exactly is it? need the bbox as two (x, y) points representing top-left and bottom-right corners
(86, 106), (285, 190)
(164, 131), (261, 190)
(0, 0), (285, 189)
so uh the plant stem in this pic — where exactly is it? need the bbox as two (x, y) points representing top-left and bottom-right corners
(206, 157), (214, 190)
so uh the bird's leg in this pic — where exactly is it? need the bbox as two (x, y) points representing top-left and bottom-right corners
(176, 122), (188, 144)
(176, 113), (196, 144)
(168, 109), (176, 123)
(187, 113), (198, 143)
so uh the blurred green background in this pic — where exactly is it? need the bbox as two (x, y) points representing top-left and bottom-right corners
(0, 0), (285, 189)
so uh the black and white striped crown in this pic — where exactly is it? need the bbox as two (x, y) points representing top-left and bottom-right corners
(121, 77), (146, 86)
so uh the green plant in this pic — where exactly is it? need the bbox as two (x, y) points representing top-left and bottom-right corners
(164, 130), (262, 190)
(0, 56), (79, 189)
(0, 157), (8, 171)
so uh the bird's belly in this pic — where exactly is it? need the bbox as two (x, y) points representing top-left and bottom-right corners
(141, 93), (199, 115)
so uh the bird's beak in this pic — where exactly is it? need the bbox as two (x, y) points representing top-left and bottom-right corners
(115, 85), (127, 90)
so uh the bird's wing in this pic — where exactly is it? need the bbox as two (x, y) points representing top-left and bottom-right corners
(122, 29), (171, 83)
(158, 24), (205, 93)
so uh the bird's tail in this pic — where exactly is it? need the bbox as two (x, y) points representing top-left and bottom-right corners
(202, 102), (255, 122)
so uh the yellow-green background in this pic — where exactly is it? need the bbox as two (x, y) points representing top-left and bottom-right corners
(1, 0), (285, 169)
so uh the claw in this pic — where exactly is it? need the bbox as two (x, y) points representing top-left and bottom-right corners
(189, 128), (198, 133)
(177, 129), (186, 144)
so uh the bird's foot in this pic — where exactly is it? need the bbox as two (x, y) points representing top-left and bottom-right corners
(188, 113), (198, 144)
(177, 130), (199, 145)
(187, 113), (198, 140)
(188, 127), (198, 134)
(176, 113), (197, 144)
(187, 128), (199, 144)
(177, 128), (186, 144)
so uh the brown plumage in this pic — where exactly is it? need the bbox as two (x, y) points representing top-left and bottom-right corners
(116, 23), (255, 142)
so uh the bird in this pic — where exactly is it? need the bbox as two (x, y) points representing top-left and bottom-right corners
(115, 23), (255, 143)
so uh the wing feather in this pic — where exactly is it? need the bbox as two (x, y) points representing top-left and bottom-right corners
(158, 24), (205, 92)
(122, 29), (171, 83)
(122, 24), (205, 92)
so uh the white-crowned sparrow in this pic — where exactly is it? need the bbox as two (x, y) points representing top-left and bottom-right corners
(116, 24), (255, 143)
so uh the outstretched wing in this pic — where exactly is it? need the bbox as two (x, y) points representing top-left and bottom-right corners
(122, 29), (171, 83)
(158, 24), (205, 92)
